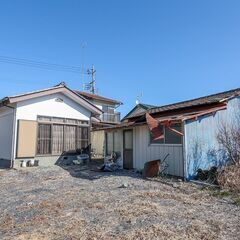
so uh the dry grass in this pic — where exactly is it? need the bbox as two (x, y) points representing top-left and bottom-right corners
(0, 165), (239, 240)
(218, 165), (240, 193)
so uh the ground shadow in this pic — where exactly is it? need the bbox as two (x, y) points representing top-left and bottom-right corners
(56, 154), (143, 181)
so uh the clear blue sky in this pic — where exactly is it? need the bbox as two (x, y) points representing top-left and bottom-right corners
(0, 0), (239, 116)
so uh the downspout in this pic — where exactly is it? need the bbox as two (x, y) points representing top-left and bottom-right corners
(89, 113), (93, 161)
(3, 104), (16, 168)
(11, 107), (16, 168)
(182, 120), (188, 181)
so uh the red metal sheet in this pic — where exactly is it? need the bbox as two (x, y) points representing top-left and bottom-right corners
(146, 113), (164, 140)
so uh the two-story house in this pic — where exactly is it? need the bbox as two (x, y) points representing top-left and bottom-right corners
(75, 91), (122, 126)
(75, 91), (122, 159)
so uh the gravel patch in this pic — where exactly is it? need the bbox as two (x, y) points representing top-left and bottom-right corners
(0, 163), (239, 240)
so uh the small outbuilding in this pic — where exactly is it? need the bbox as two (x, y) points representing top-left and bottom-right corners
(94, 88), (240, 179)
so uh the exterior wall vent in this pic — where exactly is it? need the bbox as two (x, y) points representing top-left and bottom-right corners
(55, 98), (63, 103)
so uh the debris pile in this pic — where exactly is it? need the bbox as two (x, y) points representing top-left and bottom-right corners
(99, 152), (123, 172)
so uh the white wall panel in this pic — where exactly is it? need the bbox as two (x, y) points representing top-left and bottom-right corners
(133, 125), (184, 177)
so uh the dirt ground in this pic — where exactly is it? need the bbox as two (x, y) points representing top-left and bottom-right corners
(0, 162), (239, 240)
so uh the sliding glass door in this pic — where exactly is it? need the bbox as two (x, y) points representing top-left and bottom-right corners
(37, 117), (89, 155)
(52, 124), (64, 154)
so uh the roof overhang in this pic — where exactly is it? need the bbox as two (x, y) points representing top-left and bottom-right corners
(0, 84), (103, 116)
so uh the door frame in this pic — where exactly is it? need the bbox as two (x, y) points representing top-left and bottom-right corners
(123, 129), (133, 169)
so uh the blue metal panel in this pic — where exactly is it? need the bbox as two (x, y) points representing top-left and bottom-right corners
(184, 97), (240, 179)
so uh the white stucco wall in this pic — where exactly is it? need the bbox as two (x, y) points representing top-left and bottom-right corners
(16, 92), (91, 121)
(0, 107), (14, 160)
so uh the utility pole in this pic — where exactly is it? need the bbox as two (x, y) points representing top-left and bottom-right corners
(86, 65), (96, 94)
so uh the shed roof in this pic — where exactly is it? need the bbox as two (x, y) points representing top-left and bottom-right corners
(130, 87), (240, 118)
(93, 103), (227, 131)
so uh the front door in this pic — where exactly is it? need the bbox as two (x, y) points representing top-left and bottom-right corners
(123, 129), (133, 169)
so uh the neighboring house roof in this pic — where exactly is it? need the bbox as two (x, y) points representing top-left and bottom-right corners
(139, 103), (157, 109)
(130, 87), (240, 119)
(122, 103), (156, 121)
(0, 83), (102, 115)
(75, 91), (122, 105)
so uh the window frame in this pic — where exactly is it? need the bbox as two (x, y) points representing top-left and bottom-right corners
(105, 131), (121, 156)
(36, 116), (90, 156)
(149, 123), (183, 146)
(37, 123), (52, 155)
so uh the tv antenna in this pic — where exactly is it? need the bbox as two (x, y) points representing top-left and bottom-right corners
(136, 92), (143, 105)
(81, 42), (87, 89)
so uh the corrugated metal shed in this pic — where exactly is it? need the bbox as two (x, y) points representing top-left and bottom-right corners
(184, 96), (240, 179)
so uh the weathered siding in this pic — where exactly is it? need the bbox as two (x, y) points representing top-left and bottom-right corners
(133, 125), (184, 177)
(91, 130), (105, 158)
(184, 97), (240, 179)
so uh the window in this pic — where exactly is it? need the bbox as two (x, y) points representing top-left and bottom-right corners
(165, 124), (182, 144)
(76, 127), (89, 149)
(38, 124), (52, 154)
(106, 131), (121, 156)
(37, 115), (89, 125)
(106, 132), (114, 155)
(38, 116), (51, 122)
(37, 116), (89, 155)
(150, 123), (182, 145)
(64, 125), (76, 151)
(102, 105), (114, 114)
(150, 125), (164, 144)
(52, 124), (64, 154)
(52, 117), (64, 123)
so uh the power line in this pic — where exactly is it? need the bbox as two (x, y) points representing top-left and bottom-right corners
(0, 55), (83, 73)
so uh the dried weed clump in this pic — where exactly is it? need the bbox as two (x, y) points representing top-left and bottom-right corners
(218, 165), (240, 193)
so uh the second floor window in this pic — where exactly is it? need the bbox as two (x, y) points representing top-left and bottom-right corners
(102, 105), (114, 113)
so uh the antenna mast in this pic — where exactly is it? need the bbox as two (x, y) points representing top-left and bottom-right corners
(81, 42), (87, 89)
